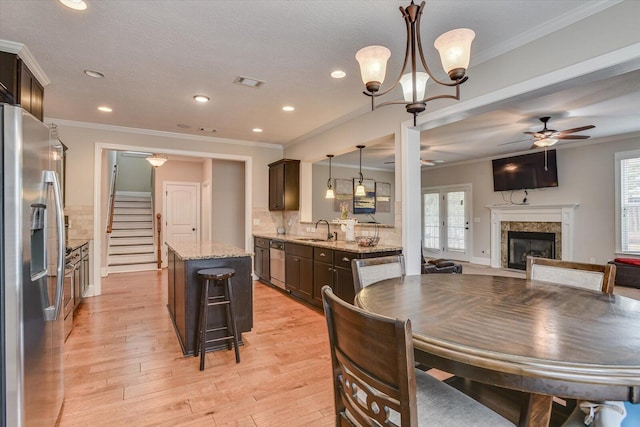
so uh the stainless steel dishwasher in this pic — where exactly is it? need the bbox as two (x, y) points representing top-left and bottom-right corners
(269, 241), (286, 290)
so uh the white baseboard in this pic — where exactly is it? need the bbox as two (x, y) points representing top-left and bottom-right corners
(101, 266), (109, 277)
(470, 256), (491, 266)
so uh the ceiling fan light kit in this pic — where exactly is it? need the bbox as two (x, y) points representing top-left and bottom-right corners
(146, 153), (168, 167)
(355, 0), (475, 125)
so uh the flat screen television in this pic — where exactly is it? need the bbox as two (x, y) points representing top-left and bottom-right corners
(492, 150), (558, 191)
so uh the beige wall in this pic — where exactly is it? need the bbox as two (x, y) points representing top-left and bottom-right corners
(422, 135), (640, 265)
(312, 163), (395, 225)
(210, 159), (245, 249)
(115, 153), (153, 193)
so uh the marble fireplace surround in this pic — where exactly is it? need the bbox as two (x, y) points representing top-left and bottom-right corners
(488, 204), (579, 269)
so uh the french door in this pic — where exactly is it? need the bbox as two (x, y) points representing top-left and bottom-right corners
(422, 185), (471, 262)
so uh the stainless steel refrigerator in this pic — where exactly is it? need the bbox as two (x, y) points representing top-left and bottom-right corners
(1, 103), (65, 426)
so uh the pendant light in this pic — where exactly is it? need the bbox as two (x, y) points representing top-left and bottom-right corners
(325, 154), (335, 199)
(355, 145), (366, 197)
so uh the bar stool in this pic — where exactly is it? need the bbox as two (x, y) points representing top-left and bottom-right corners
(195, 267), (240, 370)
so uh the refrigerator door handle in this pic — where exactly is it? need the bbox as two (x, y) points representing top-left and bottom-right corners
(43, 170), (65, 321)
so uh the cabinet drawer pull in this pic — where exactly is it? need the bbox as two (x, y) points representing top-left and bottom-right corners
(320, 253), (326, 257)
(342, 257), (350, 262)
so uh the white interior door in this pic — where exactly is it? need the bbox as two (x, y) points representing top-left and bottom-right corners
(422, 185), (472, 262)
(163, 182), (201, 245)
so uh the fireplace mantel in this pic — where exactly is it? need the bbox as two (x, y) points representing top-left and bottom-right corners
(487, 204), (579, 268)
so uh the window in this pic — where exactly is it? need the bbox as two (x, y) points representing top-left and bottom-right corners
(616, 150), (640, 254)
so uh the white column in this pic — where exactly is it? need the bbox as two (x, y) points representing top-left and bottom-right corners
(400, 123), (422, 275)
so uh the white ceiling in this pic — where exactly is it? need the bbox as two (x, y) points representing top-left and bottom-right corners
(1, 0), (637, 169)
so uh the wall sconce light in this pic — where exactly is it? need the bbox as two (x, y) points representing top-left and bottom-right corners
(355, 145), (366, 196)
(146, 153), (168, 167)
(325, 154), (335, 199)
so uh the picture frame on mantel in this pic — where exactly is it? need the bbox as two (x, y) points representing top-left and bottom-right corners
(353, 178), (375, 214)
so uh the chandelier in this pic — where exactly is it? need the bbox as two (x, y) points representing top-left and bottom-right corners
(146, 153), (168, 167)
(355, 1), (475, 125)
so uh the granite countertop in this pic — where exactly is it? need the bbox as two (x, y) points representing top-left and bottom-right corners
(166, 240), (251, 260)
(253, 233), (403, 254)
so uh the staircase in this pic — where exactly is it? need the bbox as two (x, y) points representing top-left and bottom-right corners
(107, 192), (157, 274)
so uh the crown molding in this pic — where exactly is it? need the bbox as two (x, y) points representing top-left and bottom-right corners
(45, 117), (284, 150)
(0, 39), (50, 86)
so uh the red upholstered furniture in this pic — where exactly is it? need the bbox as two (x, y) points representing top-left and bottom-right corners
(608, 258), (640, 289)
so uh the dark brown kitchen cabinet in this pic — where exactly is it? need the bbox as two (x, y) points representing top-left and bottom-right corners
(0, 51), (44, 120)
(313, 247), (334, 307)
(268, 159), (299, 211)
(254, 237), (270, 283)
(285, 242), (313, 300)
(313, 248), (402, 305)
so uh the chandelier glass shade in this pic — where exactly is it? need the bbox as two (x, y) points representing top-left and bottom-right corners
(356, 1), (475, 125)
(325, 154), (335, 199)
(146, 153), (168, 167)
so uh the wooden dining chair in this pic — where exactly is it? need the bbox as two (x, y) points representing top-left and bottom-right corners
(526, 256), (618, 426)
(526, 256), (616, 294)
(352, 254), (405, 295)
(321, 285), (514, 427)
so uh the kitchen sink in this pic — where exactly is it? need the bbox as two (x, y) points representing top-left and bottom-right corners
(295, 238), (327, 242)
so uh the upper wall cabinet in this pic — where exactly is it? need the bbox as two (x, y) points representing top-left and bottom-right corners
(0, 51), (44, 121)
(269, 159), (300, 211)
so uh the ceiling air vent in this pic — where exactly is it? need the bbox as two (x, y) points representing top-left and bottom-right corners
(233, 76), (266, 89)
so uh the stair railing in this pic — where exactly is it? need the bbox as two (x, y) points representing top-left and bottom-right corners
(156, 213), (162, 269)
(106, 164), (118, 233)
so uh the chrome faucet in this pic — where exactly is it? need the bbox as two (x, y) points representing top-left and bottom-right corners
(315, 219), (336, 241)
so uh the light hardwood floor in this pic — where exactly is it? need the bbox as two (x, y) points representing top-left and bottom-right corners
(58, 270), (334, 426)
(58, 266), (640, 426)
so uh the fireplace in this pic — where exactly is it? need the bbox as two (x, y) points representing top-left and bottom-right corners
(487, 204), (577, 269)
(508, 231), (555, 270)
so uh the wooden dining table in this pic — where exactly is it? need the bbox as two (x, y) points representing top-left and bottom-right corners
(354, 274), (640, 427)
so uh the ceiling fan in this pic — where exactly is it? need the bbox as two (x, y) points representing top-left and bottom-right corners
(499, 116), (595, 148)
(525, 116), (595, 148)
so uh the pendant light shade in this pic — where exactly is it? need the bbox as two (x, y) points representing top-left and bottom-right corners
(325, 154), (335, 199)
(146, 153), (168, 167)
(355, 145), (366, 197)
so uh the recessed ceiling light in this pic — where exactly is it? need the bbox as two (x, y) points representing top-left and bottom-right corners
(59, 0), (87, 10)
(331, 70), (347, 79)
(252, 128), (263, 133)
(98, 106), (112, 112)
(193, 95), (210, 103)
(282, 106), (295, 112)
(84, 69), (104, 78)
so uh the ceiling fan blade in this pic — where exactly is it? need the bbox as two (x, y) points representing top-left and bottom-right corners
(383, 161), (395, 164)
(558, 134), (591, 140)
(559, 125), (595, 134)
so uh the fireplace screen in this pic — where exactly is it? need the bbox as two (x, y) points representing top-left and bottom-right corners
(508, 231), (555, 270)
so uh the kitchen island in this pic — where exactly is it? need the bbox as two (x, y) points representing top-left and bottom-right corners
(166, 241), (252, 356)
